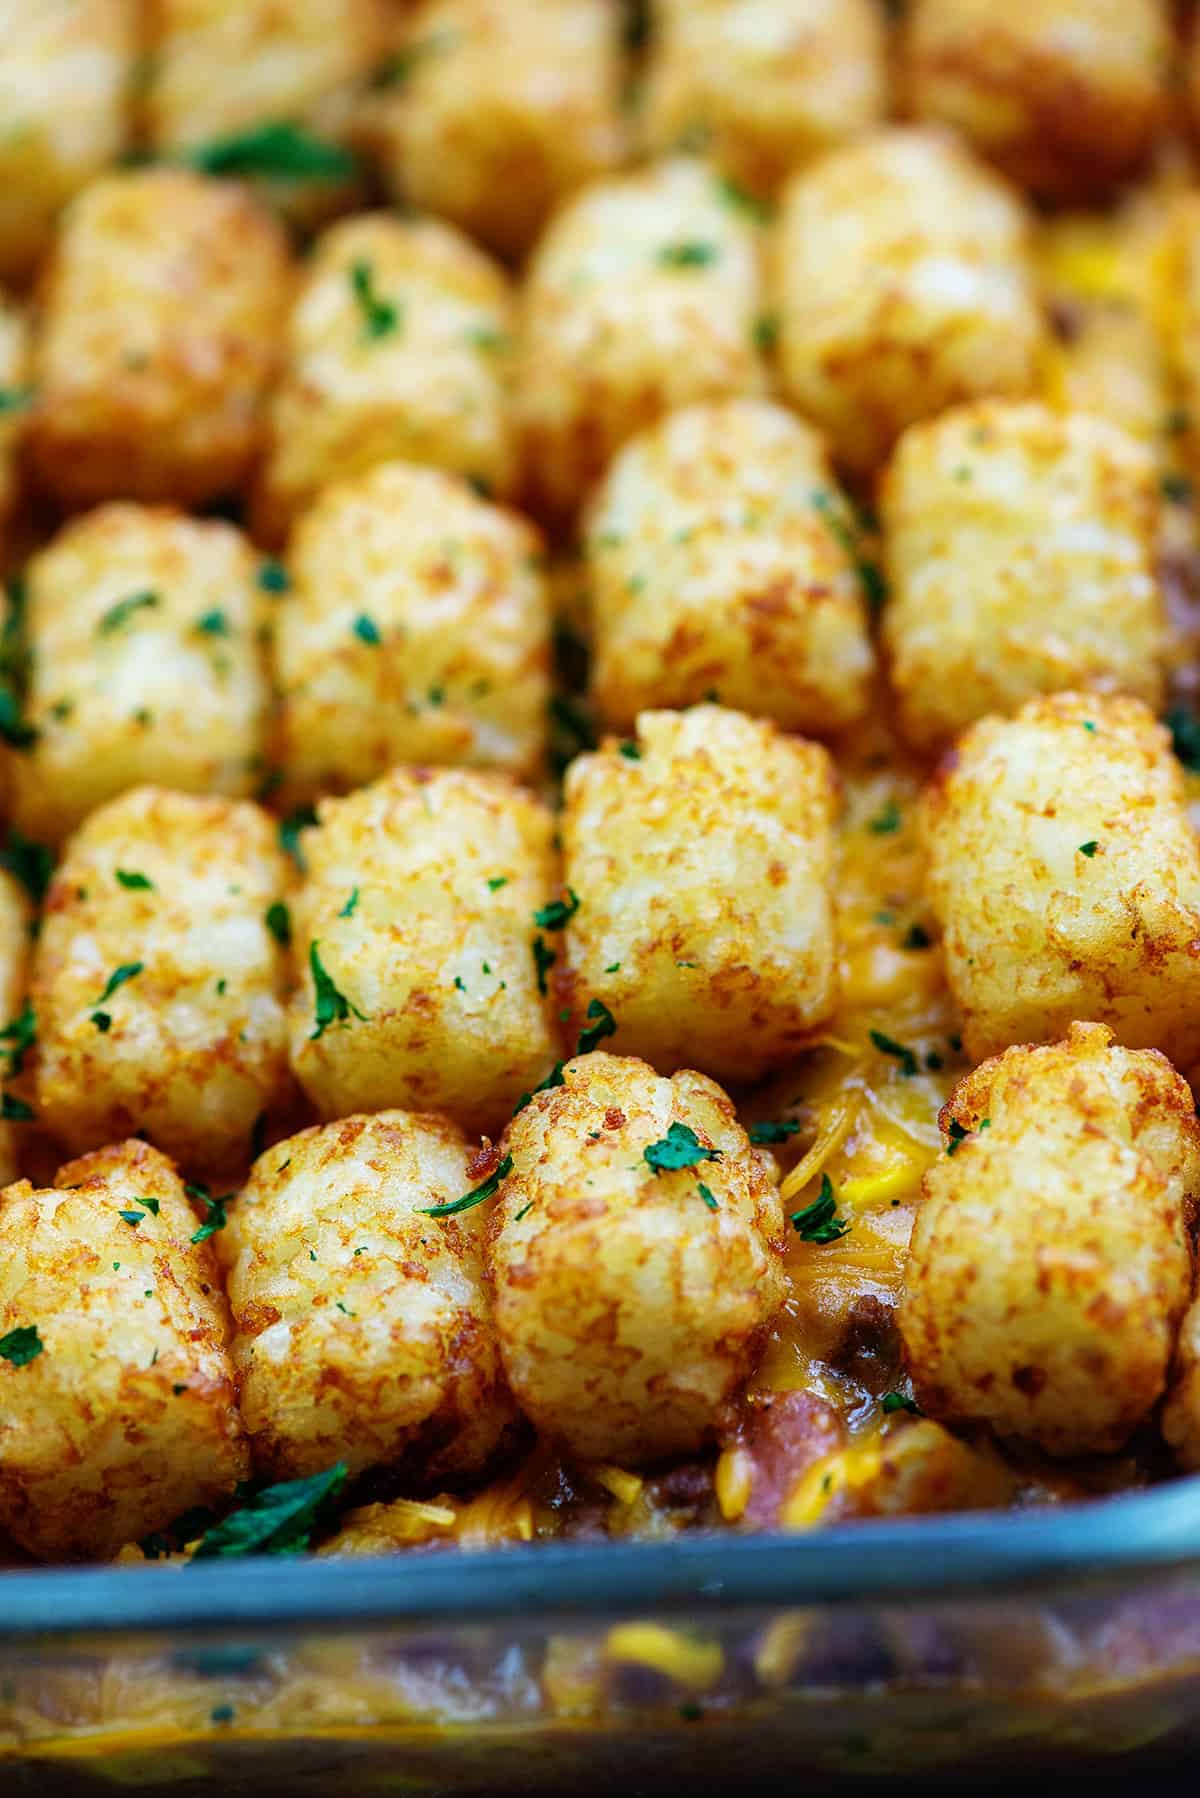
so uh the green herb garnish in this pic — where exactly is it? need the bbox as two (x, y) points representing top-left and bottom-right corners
(194, 609), (229, 637)
(258, 560), (290, 594)
(186, 1182), (230, 1245)
(748, 1120), (801, 1145)
(265, 900), (291, 946)
(116, 869), (154, 890)
(867, 799), (901, 835)
(0, 1092), (33, 1121)
(657, 241), (717, 268)
(421, 1153), (513, 1218)
(870, 1029), (918, 1077)
(533, 889), (580, 931)
(644, 1120), (720, 1175)
(532, 934), (556, 995)
(0, 829), (52, 904)
(279, 805), (317, 870)
(338, 887), (360, 919)
(187, 120), (356, 181)
(791, 1173), (850, 1243)
(881, 1391), (921, 1416)
(189, 1462), (348, 1560)
(99, 590), (159, 635)
(514, 1061), (565, 1114)
(1078, 840), (1099, 858)
(308, 941), (368, 1039)
(576, 997), (617, 1053)
(352, 613), (381, 645)
(0, 1000), (35, 1077)
(349, 261), (400, 342)
(0, 1323), (42, 1366)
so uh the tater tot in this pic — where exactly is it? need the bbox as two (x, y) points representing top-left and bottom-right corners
(372, 0), (625, 260)
(288, 767), (558, 1132)
(642, 0), (887, 194)
(225, 1112), (517, 1481)
(904, 0), (1171, 202)
(882, 402), (1166, 754)
(560, 706), (838, 1081)
(13, 505), (270, 844)
(516, 158), (766, 520)
(0, 295), (29, 551)
(921, 692), (1200, 1066)
(28, 169), (290, 511)
(773, 128), (1044, 475)
(0, 871), (31, 1189)
(33, 788), (294, 1174)
(144, 0), (387, 158)
(901, 1024), (1197, 1456)
(255, 211), (516, 543)
(0, 0), (136, 284)
(0, 1138), (248, 1562)
(276, 462), (549, 802)
(484, 1052), (786, 1464)
(586, 400), (873, 734)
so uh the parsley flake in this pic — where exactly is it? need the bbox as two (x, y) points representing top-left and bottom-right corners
(0, 687), (36, 750)
(945, 1119), (968, 1155)
(309, 942), (368, 1039)
(881, 1391), (922, 1416)
(98, 590), (159, 636)
(0, 1092), (33, 1121)
(752, 311), (780, 354)
(1078, 840), (1099, 858)
(187, 120), (357, 181)
(748, 1120), (801, 1145)
(421, 1153), (513, 1217)
(903, 923), (932, 951)
(533, 889), (580, 931)
(349, 260), (400, 341)
(258, 560), (290, 594)
(870, 1029), (918, 1077)
(119, 1209), (146, 1227)
(0, 829), (52, 905)
(279, 805), (317, 870)
(577, 997), (617, 1053)
(94, 962), (143, 1007)
(514, 1061), (565, 1114)
(0, 1000), (35, 1077)
(644, 1120), (721, 1176)
(657, 241), (717, 268)
(0, 1323), (43, 1366)
(187, 1183), (230, 1245)
(116, 869), (154, 890)
(867, 799), (901, 835)
(189, 1462), (348, 1560)
(1169, 706), (1200, 771)
(791, 1173), (850, 1244)
(487, 875), (509, 891)
(697, 1181), (719, 1211)
(0, 386), (35, 416)
(618, 740), (642, 760)
(352, 612), (381, 645)
(265, 900), (291, 946)
(811, 489), (887, 611)
(194, 609), (229, 637)
(338, 887), (360, 919)
(532, 934), (556, 995)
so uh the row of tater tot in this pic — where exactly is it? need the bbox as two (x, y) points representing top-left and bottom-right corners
(9, 115), (1200, 545)
(0, 379), (1181, 841)
(5, 687), (1200, 1554)
(3, 0), (1200, 287)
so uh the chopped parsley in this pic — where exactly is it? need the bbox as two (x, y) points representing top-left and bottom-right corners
(98, 589), (159, 635)
(0, 1092), (33, 1121)
(903, 923), (932, 951)
(881, 1391), (921, 1416)
(0, 386), (34, 415)
(92, 963), (142, 1026)
(0, 687), (36, 750)
(194, 609), (229, 637)
(1082, 720), (1096, 734)
(577, 997), (617, 1053)
(698, 1182), (719, 1210)
(116, 869), (154, 890)
(713, 174), (771, 221)
(187, 1183), (230, 1245)
(349, 260), (400, 341)
(811, 489), (887, 612)
(119, 1209), (147, 1227)
(308, 941), (368, 1039)
(867, 799), (901, 835)
(514, 1200), (534, 1222)
(352, 613), (381, 645)
(514, 1060), (565, 1114)
(618, 741), (642, 760)
(1078, 840), (1099, 858)
(657, 241), (717, 269)
(186, 120), (357, 181)
(338, 887), (360, 919)
(870, 1029), (918, 1078)
(748, 1120), (801, 1145)
(644, 1120), (720, 1175)
(421, 1153), (513, 1218)
(0, 1000), (35, 1077)
(752, 312), (779, 354)
(487, 876), (509, 891)
(791, 1173), (850, 1244)
(532, 934), (556, 995)
(258, 559), (290, 594)
(265, 900), (291, 946)
(279, 805), (317, 870)
(188, 1462), (348, 1560)
(0, 1323), (43, 1366)
(1169, 705), (1200, 771)
(0, 829), (52, 905)
(533, 889), (580, 931)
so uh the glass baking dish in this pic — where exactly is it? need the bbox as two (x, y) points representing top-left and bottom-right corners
(2, 1476), (1200, 1794)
